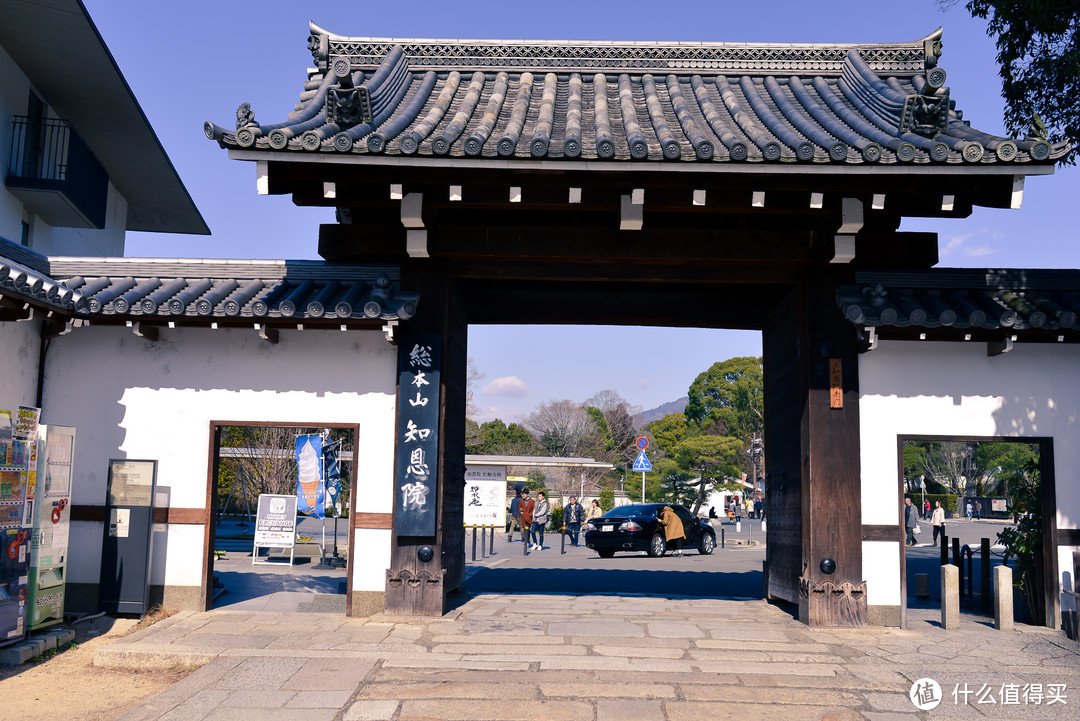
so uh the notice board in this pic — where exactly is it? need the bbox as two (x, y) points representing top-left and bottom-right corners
(98, 459), (157, 615)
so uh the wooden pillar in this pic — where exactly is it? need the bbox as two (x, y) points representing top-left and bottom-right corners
(384, 261), (467, 615)
(800, 276), (866, 626)
(762, 286), (803, 606)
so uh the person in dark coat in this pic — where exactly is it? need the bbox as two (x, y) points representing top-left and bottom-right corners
(904, 497), (919, 546)
(507, 487), (523, 542)
(518, 489), (535, 543)
(564, 496), (585, 546)
(659, 505), (686, 557)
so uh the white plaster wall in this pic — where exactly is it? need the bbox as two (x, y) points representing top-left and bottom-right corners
(41, 326), (398, 592)
(0, 319), (41, 410)
(860, 340), (1080, 609)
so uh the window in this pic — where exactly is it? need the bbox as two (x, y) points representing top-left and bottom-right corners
(20, 220), (30, 247)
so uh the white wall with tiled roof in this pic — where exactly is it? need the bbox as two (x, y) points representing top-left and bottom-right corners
(859, 341), (1080, 622)
(42, 325), (398, 607)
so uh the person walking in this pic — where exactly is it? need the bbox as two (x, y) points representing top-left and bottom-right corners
(507, 487), (523, 542)
(975, 500), (982, 521)
(965, 500), (973, 521)
(586, 498), (603, 522)
(519, 489), (535, 544)
(531, 492), (550, 550)
(565, 496), (585, 546)
(923, 499), (931, 520)
(659, 505), (686, 556)
(904, 497), (919, 546)
(931, 501), (945, 547)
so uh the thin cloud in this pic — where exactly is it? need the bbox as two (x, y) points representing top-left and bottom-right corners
(636, 377), (651, 389)
(482, 376), (533, 398)
(940, 228), (1001, 259)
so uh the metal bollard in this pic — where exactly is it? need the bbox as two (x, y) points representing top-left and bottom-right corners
(981, 538), (992, 612)
(490, 525), (495, 555)
(952, 537), (961, 568)
(524, 529), (529, 556)
(480, 527), (487, 559)
(472, 525), (477, 561)
(561, 527), (566, 554)
(941, 533), (949, 566)
(721, 526), (725, 549)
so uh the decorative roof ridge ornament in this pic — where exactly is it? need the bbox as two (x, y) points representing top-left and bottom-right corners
(306, 23), (941, 76)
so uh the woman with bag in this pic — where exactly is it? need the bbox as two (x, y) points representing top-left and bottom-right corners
(904, 497), (920, 546)
(531, 492), (550, 550)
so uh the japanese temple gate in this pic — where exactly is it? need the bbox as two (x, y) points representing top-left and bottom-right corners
(199, 24), (1073, 626)
(4, 25), (1073, 628)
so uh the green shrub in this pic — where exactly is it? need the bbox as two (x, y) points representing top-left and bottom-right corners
(598, 489), (615, 511)
(549, 505), (564, 529)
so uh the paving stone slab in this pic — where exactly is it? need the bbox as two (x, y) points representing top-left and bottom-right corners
(285, 689), (357, 708)
(219, 688), (297, 708)
(357, 681), (537, 700)
(695, 661), (839, 676)
(679, 684), (862, 705)
(432, 643), (585, 656)
(201, 708), (338, 721)
(548, 621), (644, 637)
(540, 682), (675, 699)
(210, 656), (309, 690)
(597, 699), (664, 721)
(592, 644), (684, 659)
(282, 657), (375, 690)
(156, 689), (233, 721)
(398, 699), (591, 721)
(646, 622), (705, 638)
(663, 701), (863, 721)
(343, 699), (401, 721)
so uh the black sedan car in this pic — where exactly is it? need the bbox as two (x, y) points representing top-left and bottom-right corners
(584, 503), (716, 558)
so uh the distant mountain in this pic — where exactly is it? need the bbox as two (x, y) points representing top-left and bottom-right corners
(633, 396), (689, 429)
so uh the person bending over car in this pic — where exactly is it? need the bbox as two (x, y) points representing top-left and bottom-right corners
(659, 505), (686, 557)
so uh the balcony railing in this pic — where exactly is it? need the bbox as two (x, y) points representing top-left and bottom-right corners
(6, 116), (108, 229)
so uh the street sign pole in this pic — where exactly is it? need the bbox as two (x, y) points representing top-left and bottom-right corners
(642, 472), (645, 503)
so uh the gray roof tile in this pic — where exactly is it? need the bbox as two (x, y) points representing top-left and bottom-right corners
(206, 27), (1068, 165)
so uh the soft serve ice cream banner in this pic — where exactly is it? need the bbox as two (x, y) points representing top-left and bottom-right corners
(295, 434), (325, 518)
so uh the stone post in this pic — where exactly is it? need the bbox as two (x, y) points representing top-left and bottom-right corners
(995, 565), (1014, 631)
(942, 564), (960, 629)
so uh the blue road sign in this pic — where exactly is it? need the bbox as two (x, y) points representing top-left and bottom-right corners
(632, 450), (652, 472)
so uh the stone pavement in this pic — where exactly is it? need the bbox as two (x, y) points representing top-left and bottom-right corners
(102, 593), (1080, 721)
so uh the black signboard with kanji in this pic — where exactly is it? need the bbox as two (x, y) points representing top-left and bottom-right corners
(394, 335), (440, 536)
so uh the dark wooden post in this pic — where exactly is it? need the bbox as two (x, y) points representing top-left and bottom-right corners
(799, 277), (866, 626)
(384, 262), (467, 616)
(766, 276), (866, 626)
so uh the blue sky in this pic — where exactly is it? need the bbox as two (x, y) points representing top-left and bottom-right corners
(83, 0), (1078, 422)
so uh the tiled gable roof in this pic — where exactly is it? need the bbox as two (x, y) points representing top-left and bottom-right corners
(839, 270), (1080, 334)
(0, 237), (418, 324)
(205, 26), (1067, 166)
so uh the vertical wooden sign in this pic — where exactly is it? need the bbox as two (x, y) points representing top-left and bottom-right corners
(829, 358), (843, 409)
(394, 335), (441, 536)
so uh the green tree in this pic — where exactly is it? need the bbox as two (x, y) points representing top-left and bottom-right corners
(467, 419), (538, 455)
(598, 488), (615, 511)
(684, 357), (764, 442)
(644, 412), (697, 458)
(673, 435), (743, 515)
(944, 0), (1079, 164)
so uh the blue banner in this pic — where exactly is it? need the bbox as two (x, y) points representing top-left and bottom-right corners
(295, 435), (324, 519)
(324, 441), (342, 515)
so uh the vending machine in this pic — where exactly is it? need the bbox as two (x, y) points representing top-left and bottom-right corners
(0, 433), (33, 647)
(27, 425), (75, 631)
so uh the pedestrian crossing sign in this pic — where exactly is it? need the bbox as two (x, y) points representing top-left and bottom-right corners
(632, 450), (652, 472)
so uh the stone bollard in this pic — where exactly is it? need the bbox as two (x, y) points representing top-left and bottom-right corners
(915, 573), (930, 599)
(942, 564), (960, 629)
(995, 565), (1014, 631)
